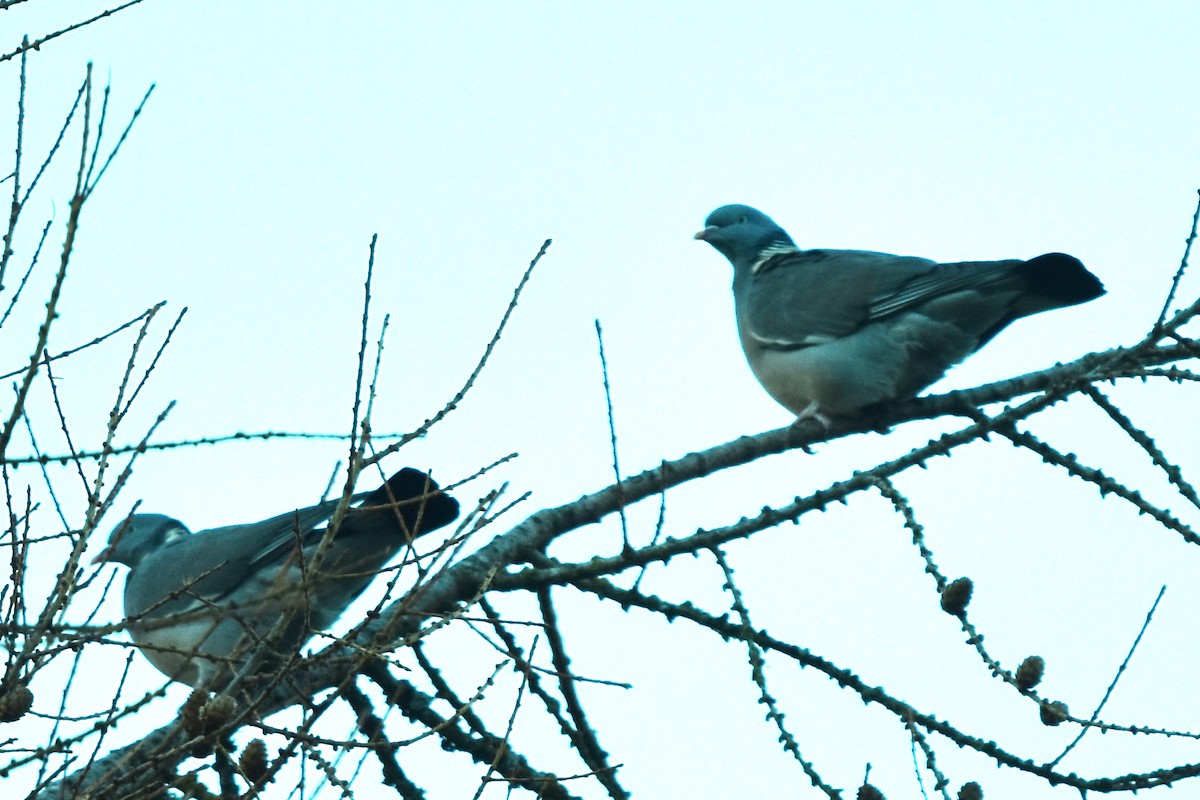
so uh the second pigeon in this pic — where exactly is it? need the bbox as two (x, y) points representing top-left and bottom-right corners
(695, 204), (1104, 422)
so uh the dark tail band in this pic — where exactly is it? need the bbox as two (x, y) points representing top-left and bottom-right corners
(1022, 253), (1106, 307)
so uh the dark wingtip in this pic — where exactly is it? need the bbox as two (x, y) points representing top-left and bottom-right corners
(1024, 252), (1106, 306)
(366, 467), (461, 537)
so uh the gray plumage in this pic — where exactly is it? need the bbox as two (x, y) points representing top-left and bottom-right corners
(695, 204), (1105, 420)
(94, 468), (459, 688)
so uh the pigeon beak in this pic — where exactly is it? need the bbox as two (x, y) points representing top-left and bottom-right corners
(91, 546), (111, 565)
(694, 226), (717, 241)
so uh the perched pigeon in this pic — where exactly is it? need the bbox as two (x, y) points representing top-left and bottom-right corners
(695, 204), (1104, 421)
(93, 468), (460, 688)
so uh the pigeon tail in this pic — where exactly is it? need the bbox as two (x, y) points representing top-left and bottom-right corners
(1020, 253), (1106, 308)
(357, 468), (460, 539)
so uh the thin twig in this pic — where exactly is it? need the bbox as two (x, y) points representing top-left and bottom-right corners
(364, 238), (551, 468)
(1047, 585), (1168, 768)
(1155, 187), (1200, 331)
(0, 0), (150, 65)
(594, 320), (630, 553)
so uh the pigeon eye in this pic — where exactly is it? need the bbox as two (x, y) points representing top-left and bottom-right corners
(737, 215), (748, 224)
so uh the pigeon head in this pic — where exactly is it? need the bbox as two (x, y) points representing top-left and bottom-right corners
(93, 514), (190, 568)
(695, 204), (796, 267)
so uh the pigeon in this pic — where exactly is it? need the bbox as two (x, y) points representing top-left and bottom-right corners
(93, 467), (459, 688)
(695, 204), (1104, 421)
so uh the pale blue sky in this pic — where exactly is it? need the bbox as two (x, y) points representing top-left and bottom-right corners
(5, 3), (1200, 798)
